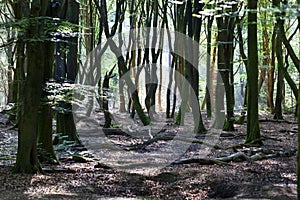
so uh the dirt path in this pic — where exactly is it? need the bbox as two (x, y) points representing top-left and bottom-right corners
(0, 113), (297, 199)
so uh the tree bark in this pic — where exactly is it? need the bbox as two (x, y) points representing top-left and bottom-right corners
(37, 1), (65, 164)
(13, 0), (49, 173)
(205, 17), (213, 119)
(216, 1), (237, 131)
(273, 0), (285, 120)
(245, 0), (261, 145)
(55, 0), (81, 144)
(297, 72), (300, 199)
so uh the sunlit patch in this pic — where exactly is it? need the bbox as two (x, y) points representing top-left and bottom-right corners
(281, 173), (296, 181)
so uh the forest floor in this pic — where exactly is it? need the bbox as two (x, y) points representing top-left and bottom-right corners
(0, 111), (298, 200)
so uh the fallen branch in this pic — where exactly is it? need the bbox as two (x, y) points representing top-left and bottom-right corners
(126, 135), (224, 151)
(42, 167), (76, 173)
(259, 119), (297, 124)
(173, 158), (229, 165)
(172, 148), (296, 166)
(103, 128), (132, 137)
(261, 135), (282, 141)
(72, 155), (94, 163)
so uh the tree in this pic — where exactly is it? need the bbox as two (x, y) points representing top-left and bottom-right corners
(272, 0), (285, 120)
(244, 0), (261, 144)
(55, 0), (81, 143)
(13, 0), (49, 173)
(296, 0), (300, 197)
(205, 16), (214, 119)
(216, 0), (238, 131)
(11, 1), (28, 125)
(174, 0), (206, 133)
(37, 0), (65, 164)
(259, 0), (274, 112)
(297, 74), (300, 198)
(102, 66), (116, 128)
(94, 0), (151, 126)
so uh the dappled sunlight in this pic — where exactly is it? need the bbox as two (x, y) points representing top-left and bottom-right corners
(0, 0), (299, 198)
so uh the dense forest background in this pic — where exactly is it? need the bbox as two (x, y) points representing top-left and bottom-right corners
(0, 0), (299, 199)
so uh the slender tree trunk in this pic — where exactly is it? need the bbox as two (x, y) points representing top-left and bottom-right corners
(273, 0), (285, 120)
(216, 1), (237, 131)
(297, 72), (300, 199)
(262, 23), (273, 111)
(214, 72), (225, 129)
(158, 53), (163, 111)
(268, 25), (277, 112)
(12, 41), (25, 123)
(167, 52), (176, 118)
(259, 4), (272, 96)
(6, 28), (14, 104)
(245, 0), (261, 144)
(236, 17), (248, 124)
(205, 17), (213, 119)
(102, 67), (116, 128)
(296, 1), (300, 197)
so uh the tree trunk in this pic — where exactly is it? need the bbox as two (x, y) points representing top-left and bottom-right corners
(214, 72), (225, 129)
(95, 0), (150, 125)
(273, 4), (285, 120)
(102, 67), (115, 128)
(37, 1), (65, 164)
(245, 0), (261, 144)
(216, 1), (237, 131)
(167, 54), (176, 118)
(297, 74), (300, 198)
(55, 0), (81, 144)
(205, 17), (213, 119)
(297, 1), (300, 197)
(13, 0), (49, 173)
(14, 40), (44, 173)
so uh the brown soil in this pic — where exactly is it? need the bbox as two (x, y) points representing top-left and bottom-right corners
(0, 113), (297, 199)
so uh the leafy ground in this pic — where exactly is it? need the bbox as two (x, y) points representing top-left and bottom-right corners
(0, 112), (297, 199)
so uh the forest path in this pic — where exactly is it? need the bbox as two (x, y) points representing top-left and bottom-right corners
(0, 112), (297, 199)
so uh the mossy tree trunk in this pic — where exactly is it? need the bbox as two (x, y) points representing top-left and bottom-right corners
(37, 1), (65, 164)
(13, 0), (49, 173)
(244, 0), (261, 145)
